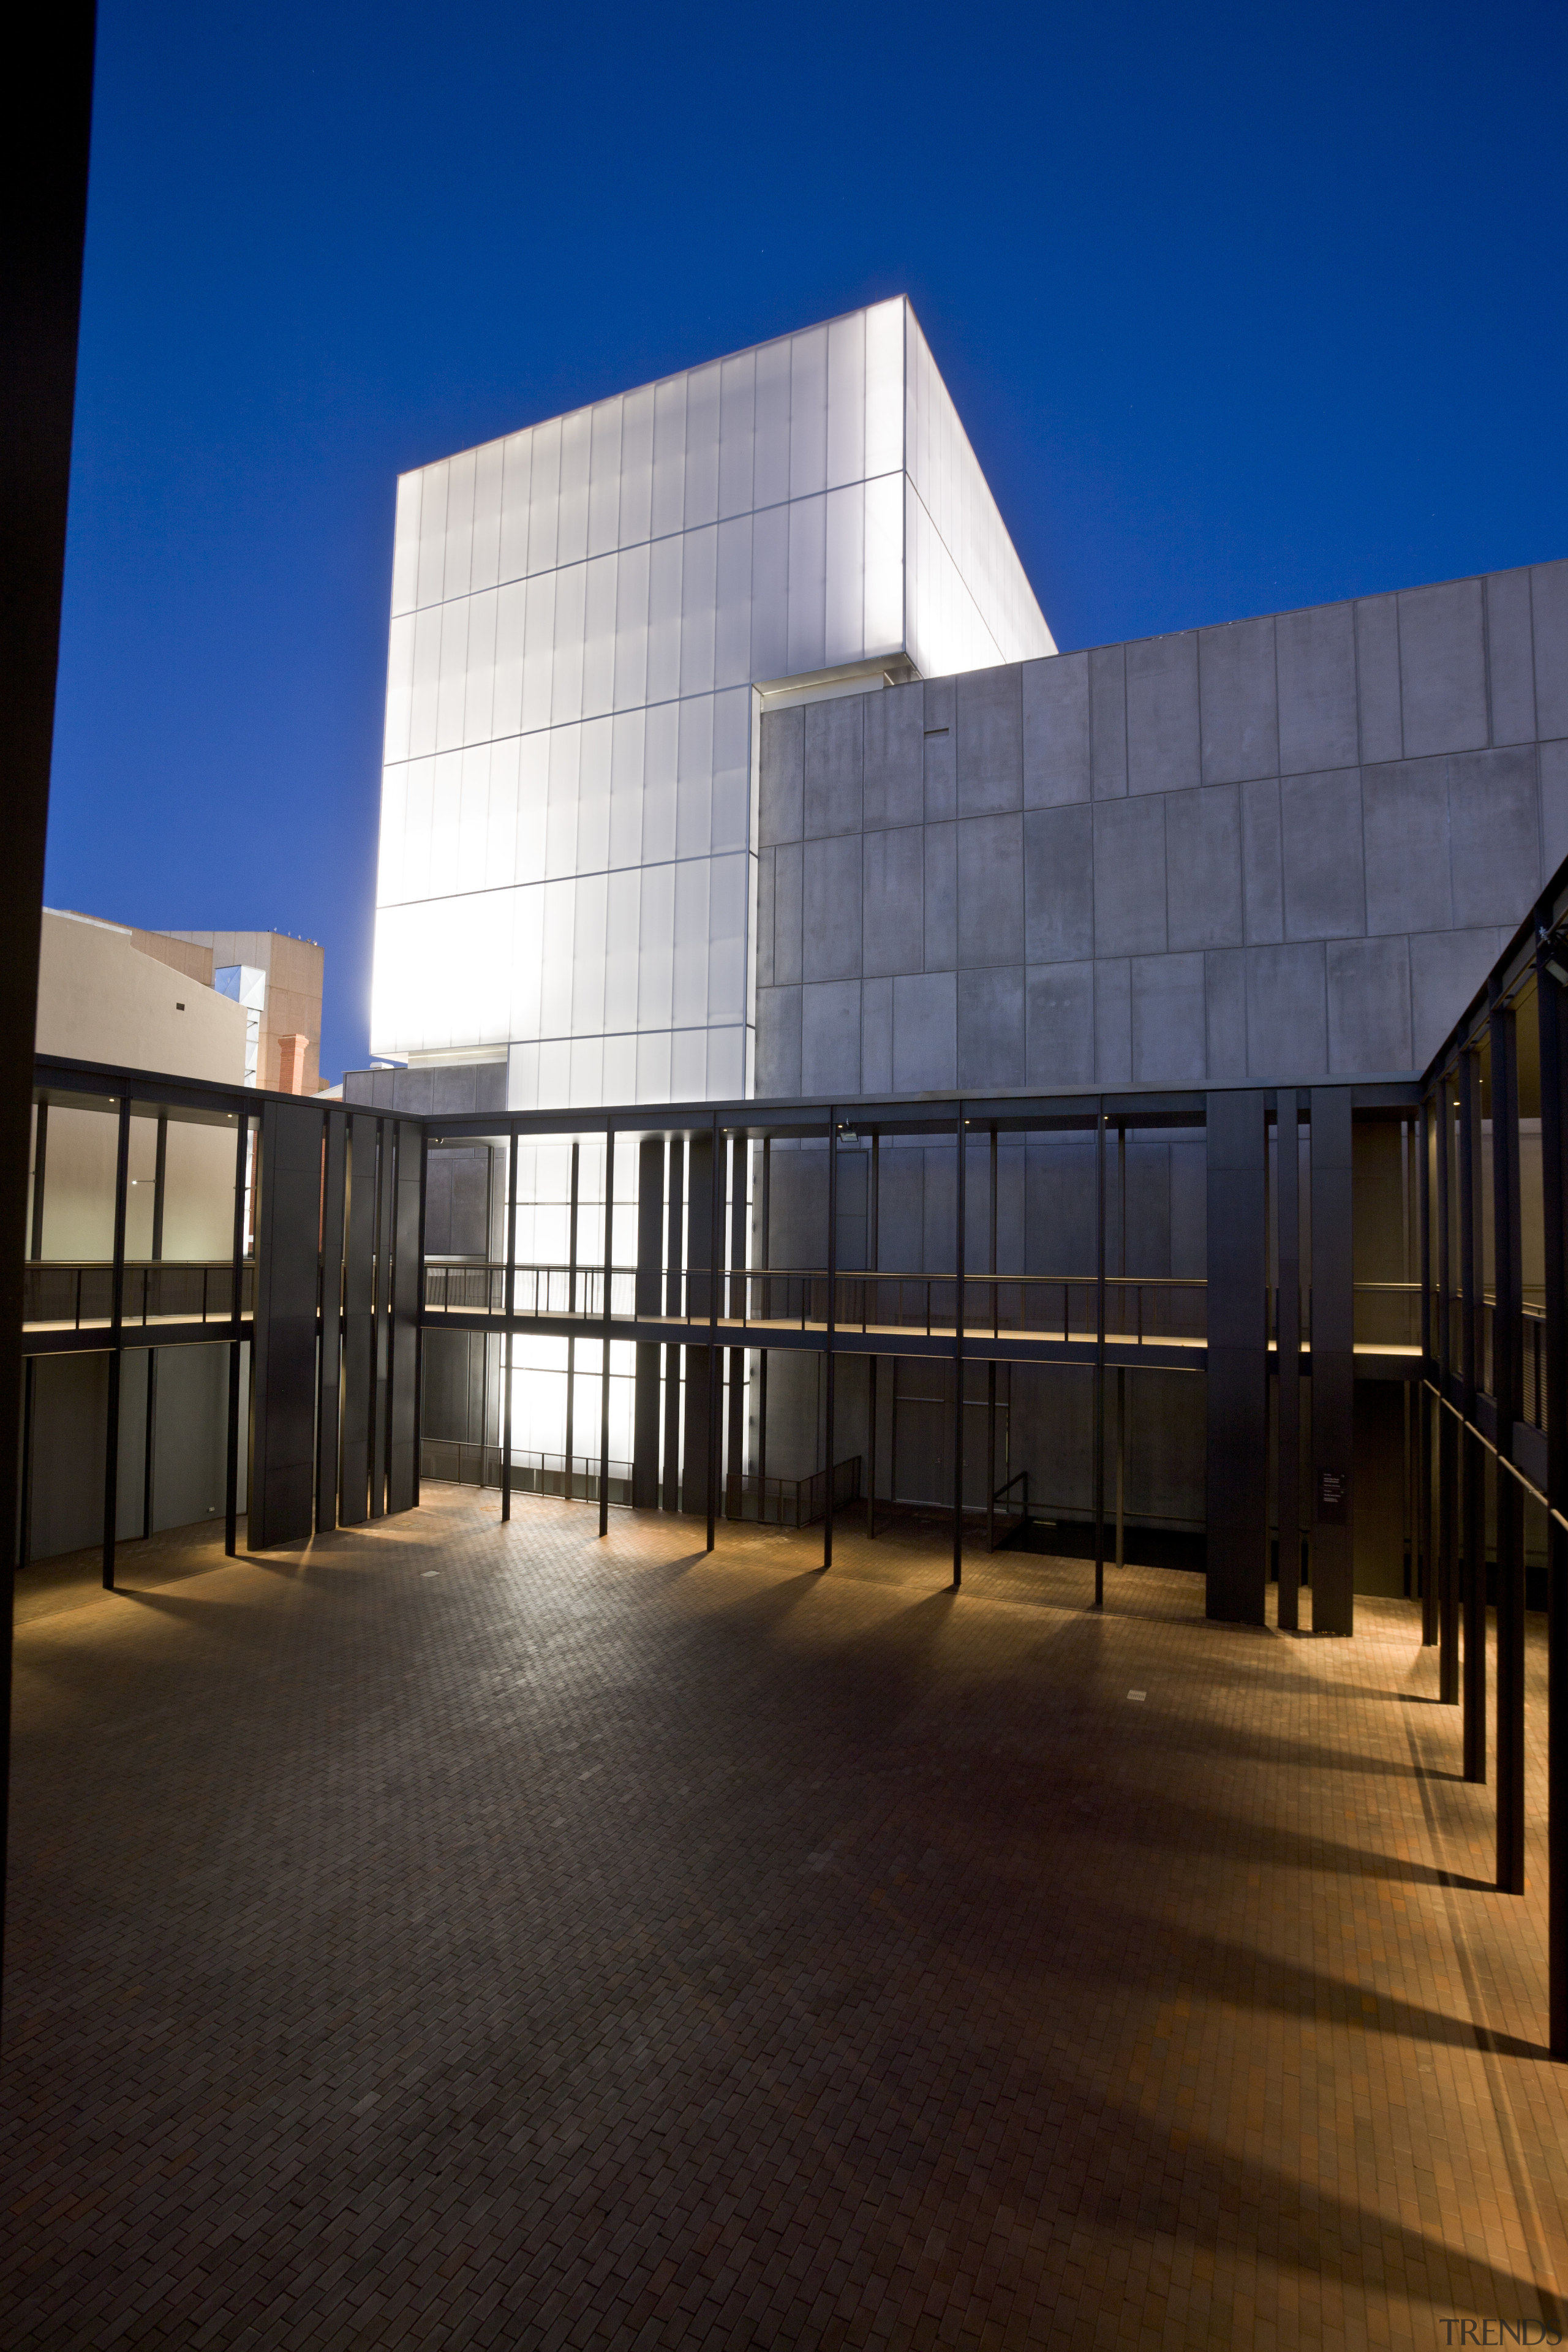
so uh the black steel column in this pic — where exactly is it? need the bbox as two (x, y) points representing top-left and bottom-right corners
(825, 1110), (839, 1570)
(565, 1143), (579, 1498)
(706, 1115), (722, 1554)
(1205, 1090), (1268, 1624)
(316, 1110), (345, 1532)
(338, 1114), (377, 1526)
(599, 1128), (614, 1538)
(953, 1105), (966, 1591)
(1537, 940), (1568, 2053)
(868, 1133), (880, 1538)
(250, 1102), (326, 1549)
(1459, 1049), (1487, 1781)
(1419, 1095), (1436, 1647)
(664, 1140), (685, 1510)
(1436, 1081), (1460, 1702)
(681, 1133), (714, 1518)
(150, 1111), (167, 1264)
(1, 0), (97, 2011)
(726, 1133), (746, 1521)
(386, 1120), (421, 1515)
(370, 1118), (394, 1518)
(102, 1095), (130, 1590)
(1093, 1109), (1106, 1608)
(1309, 1087), (1355, 1636)
(225, 1112), (247, 1555)
(987, 1125), (998, 1555)
(501, 1129), (516, 1523)
(632, 1136), (663, 1510)
(29, 1101), (48, 1261)
(1276, 1093), (1302, 1632)
(1491, 1003), (1526, 1894)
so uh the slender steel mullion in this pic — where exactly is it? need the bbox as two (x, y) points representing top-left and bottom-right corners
(102, 1096), (131, 1591)
(1536, 941), (1568, 2053)
(1093, 1109), (1106, 1608)
(1459, 1049), (1487, 1782)
(225, 1111), (247, 1557)
(1491, 1003), (1526, 1893)
(952, 1106), (966, 1590)
(29, 1098), (48, 1259)
(1419, 1094), (1436, 1645)
(1276, 1094), (1302, 1632)
(707, 1114), (721, 1555)
(502, 1130), (516, 1525)
(599, 1128), (614, 1538)
(824, 1110), (837, 1569)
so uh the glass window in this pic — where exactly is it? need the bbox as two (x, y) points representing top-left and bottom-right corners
(415, 460), (448, 609)
(619, 384), (654, 549)
(864, 298), (904, 480)
(470, 438), (503, 589)
(442, 448), (476, 600)
(863, 472), (903, 656)
(641, 700), (677, 865)
(645, 534), (683, 707)
(650, 375), (687, 540)
(570, 872), (608, 1036)
(527, 417), (562, 577)
(637, 863), (675, 1031)
(544, 723), (582, 883)
(549, 561), (587, 727)
(557, 408), (590, 567)
(682, 361), (720, 530)
(826, 311), (865, 493)
(581, 552), (617, 720)
(824, 484), (866, 668)
(603, 866), (641, 1033)
(752, 336), (791, 511)
(409, 606), (442, 759)
(391, 472), (422, 616)
(714, 515), (752, 690)
(514, 733), (549, 886)
(673, 858), (710, 1029)
(748, 503), (790, 682)
(499, 429), (532, 583)
(492, 580), (526, 738)
(485, 737), (520, 890)
(575, 714), (611, 877)
(608, 708), (645, 871)
(676, 694), (714, 861)
(786, 493), (826, 677)
(718, 352), (755, 521)
(587, 398), (622, 557)
(612, 539), (650, 712)
(670, 1025), (707, 1105)
(461, 587), (497, 747)
(679, 523), (717, 700)
(636, 1027), (672, 1105)
(383, 614), (415, 762)
(521, 572), (554, 734)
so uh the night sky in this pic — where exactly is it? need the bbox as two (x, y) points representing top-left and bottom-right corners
(45, 0), (1567, 1082)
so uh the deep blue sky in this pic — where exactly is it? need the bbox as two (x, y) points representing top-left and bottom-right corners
(47, 0), (1567, 1084)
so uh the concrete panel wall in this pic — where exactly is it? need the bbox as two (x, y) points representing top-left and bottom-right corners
(755, 561), (1568, 1094)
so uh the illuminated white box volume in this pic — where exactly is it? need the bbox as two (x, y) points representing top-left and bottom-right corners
(371, 297), (1053, 1106)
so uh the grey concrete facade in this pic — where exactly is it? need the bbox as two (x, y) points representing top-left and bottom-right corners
(755, 562), (1568, 1096)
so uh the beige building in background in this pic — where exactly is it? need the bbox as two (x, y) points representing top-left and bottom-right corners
(157, 928), (325, 1094)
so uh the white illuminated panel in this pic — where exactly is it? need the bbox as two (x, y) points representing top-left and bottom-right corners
(371, 299), (1053, 1101)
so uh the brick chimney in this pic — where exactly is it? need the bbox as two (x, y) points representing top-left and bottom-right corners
(277, 1033), (309, 1093)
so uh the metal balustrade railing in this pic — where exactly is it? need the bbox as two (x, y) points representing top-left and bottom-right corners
(423, 1259), (1207, 1344)
(23, 1259), (255, 1332)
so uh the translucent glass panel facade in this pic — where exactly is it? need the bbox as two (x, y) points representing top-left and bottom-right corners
(372, 299), (1052, 1105)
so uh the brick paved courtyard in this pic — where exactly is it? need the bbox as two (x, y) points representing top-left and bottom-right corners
(5, 1485), (1567, 2348)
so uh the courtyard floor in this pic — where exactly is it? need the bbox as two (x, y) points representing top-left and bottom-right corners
(4, 1486), (1567, 2348)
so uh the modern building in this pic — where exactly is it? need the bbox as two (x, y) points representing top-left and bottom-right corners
(20, 298), (1568, 2034)
(369, 298), (1052, 1107)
